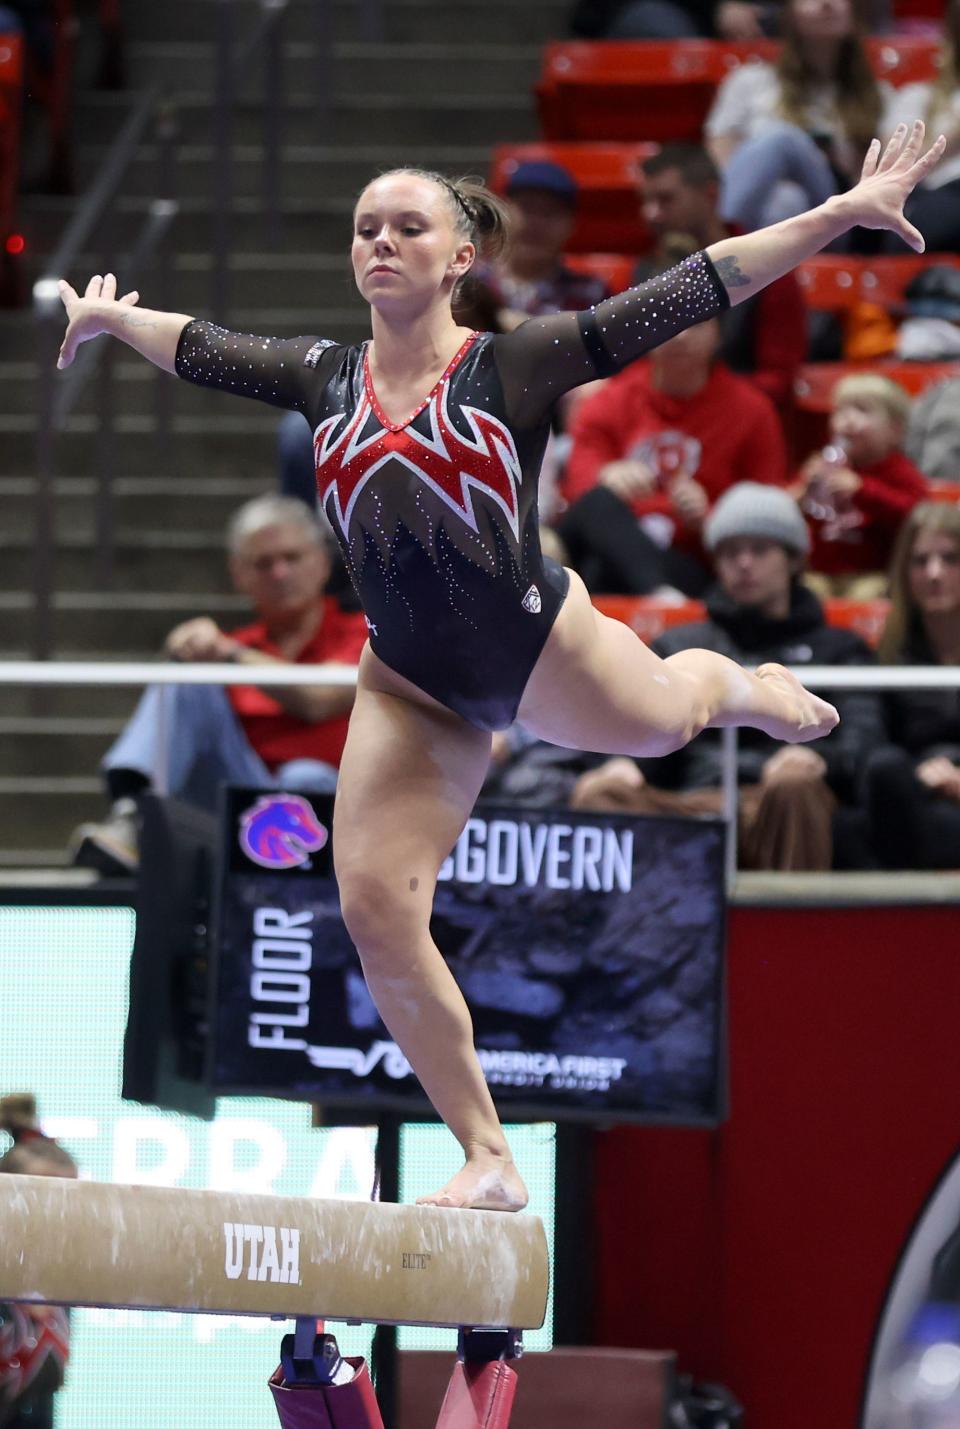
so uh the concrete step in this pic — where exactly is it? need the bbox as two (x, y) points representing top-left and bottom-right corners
(71, 88), (535, 149)
(2, 411), (296, 478)
(0, 531), (233, 595)
(7, 250), (368, 326)
(0, 779), (105, 854)
(0, 592), (249, 651)
(72, 140), (495, 205)
(0, 720), (121, 778)
(23, 189), (354, 254)
(121, 0), (571, 45)
(0, 675), (166, 720)
(0, 475), (277, 538)
(124, 40), (542, 98)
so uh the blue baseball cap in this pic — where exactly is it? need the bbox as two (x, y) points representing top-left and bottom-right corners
(504, 160), (578, 206)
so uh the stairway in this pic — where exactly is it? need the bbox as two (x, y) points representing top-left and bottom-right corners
(0, 0), (570, 867)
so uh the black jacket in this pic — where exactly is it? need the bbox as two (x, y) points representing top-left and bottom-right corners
(639, 583), (884, 800)
(884, 627), (960, 763)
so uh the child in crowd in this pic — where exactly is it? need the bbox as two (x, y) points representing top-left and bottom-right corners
(0, 1094), (76, 1429)
(793, 373), (927, 598)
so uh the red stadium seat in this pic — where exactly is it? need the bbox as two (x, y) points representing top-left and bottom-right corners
(822, 598), (890, 647)
(793, 360), (960, 454)
(593, 595), (706, 642)
(593, 594), (891, 646)
(537, 38), (938, 142)
(796, 255), (960, 312)
(795, 361), (960, 411)
(564, 252), (637, 294)
(489, 142), (657, 253)
(927, 481), (960, 504)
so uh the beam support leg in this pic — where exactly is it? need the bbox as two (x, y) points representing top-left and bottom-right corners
(269, 1321), (385, 1429)
(433, 1330), (522, 1429)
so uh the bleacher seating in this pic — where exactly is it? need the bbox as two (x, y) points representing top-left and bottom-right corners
(595, 594), (893, 647)
(537, 38), (939, 142)
(796, 255), (960, 314)
(564, 251), (636, 294)
(793, 359), (960, 452)
(489, 141), (656, 253)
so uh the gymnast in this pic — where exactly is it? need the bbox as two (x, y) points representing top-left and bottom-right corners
(57, 120), (943, 1213)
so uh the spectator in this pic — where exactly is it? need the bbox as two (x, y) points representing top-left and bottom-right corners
(567, 0), (891, 36)
(907, 376), (960, 483)
(863, 502), (960, 869)
(568, 0), (775, 39)
(558, 288), (788, 596)
(794, 373), (927, 598)
(473, 159), (610, 326)
(70, 495), (367, 875)
(570, 482), (882, 870)
(635, 143), (807, 406)
(705, 0), (890, 239)
(881, 0), (960, 255)
(1, 1092), (75, 1429)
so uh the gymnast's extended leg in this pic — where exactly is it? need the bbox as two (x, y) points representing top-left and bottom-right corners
(517, 569), (838, 755)
(332, 648), (526, 1211)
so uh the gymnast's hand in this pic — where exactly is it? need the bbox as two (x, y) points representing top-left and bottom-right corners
(842, 121), (947, 253)
(56, 273), (141, 369)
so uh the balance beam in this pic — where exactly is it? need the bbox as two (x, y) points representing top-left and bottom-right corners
(0, 1175), (549, 1330)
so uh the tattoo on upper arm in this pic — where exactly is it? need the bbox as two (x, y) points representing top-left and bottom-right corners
(714, 255), (751, 289)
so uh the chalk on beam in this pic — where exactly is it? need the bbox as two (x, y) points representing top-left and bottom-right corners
(0, 1175), (549, 1330)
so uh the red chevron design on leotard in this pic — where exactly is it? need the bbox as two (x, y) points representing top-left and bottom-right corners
(313, 359), (522, 545)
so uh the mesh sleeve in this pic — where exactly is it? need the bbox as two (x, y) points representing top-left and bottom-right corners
(174, 320), (342, 416)
(493, 250), (730, 428)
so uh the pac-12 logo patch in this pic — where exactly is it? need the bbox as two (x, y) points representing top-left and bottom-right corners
(239, 794), (328, 870)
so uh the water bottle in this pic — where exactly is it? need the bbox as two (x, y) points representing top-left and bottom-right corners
(801, 437), (850, 524)
(882, 1304), (960, 1427)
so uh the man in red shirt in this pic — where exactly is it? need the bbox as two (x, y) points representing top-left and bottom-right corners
(71, 495), (367, 874)
(794, 373), (929, 597)
(636, 144), (807, 410)
(558, 313), (788, 595)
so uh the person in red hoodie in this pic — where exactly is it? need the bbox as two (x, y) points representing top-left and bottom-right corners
(794, 373), (928, 598)
(557, 303), (788, 596)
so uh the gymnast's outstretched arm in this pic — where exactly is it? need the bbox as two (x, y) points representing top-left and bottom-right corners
(496, 120), (946, 427)
(55, 274), (335, 415)
(706, 120), (945, 300)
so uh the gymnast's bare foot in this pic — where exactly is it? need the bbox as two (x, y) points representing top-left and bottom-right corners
(753, 663), (839, 744)
(417, 1151), (529, 1211)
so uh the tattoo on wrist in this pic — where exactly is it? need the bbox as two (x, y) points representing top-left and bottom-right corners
(714, 254), (751, 288)
(119, 312), (157, 330)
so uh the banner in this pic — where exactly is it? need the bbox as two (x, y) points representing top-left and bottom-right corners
(211, 790), (727, 1124)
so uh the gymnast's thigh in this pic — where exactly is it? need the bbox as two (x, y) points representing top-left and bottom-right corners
(332, 652), (493, 904)
(517, 566), (698, 757)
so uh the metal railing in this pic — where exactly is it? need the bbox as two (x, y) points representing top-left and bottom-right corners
(213, 0), (290, 318)
(2, 661), (957, 887)
(30, 0), (309, 661)
(32, 85), (179, 660)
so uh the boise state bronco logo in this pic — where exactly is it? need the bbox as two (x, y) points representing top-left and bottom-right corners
(239, 794), (328, 870)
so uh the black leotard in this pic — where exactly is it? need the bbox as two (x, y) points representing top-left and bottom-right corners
(175, 251), (729, 730)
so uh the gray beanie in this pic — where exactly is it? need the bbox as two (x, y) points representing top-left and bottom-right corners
(703, 482), (810, 556)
